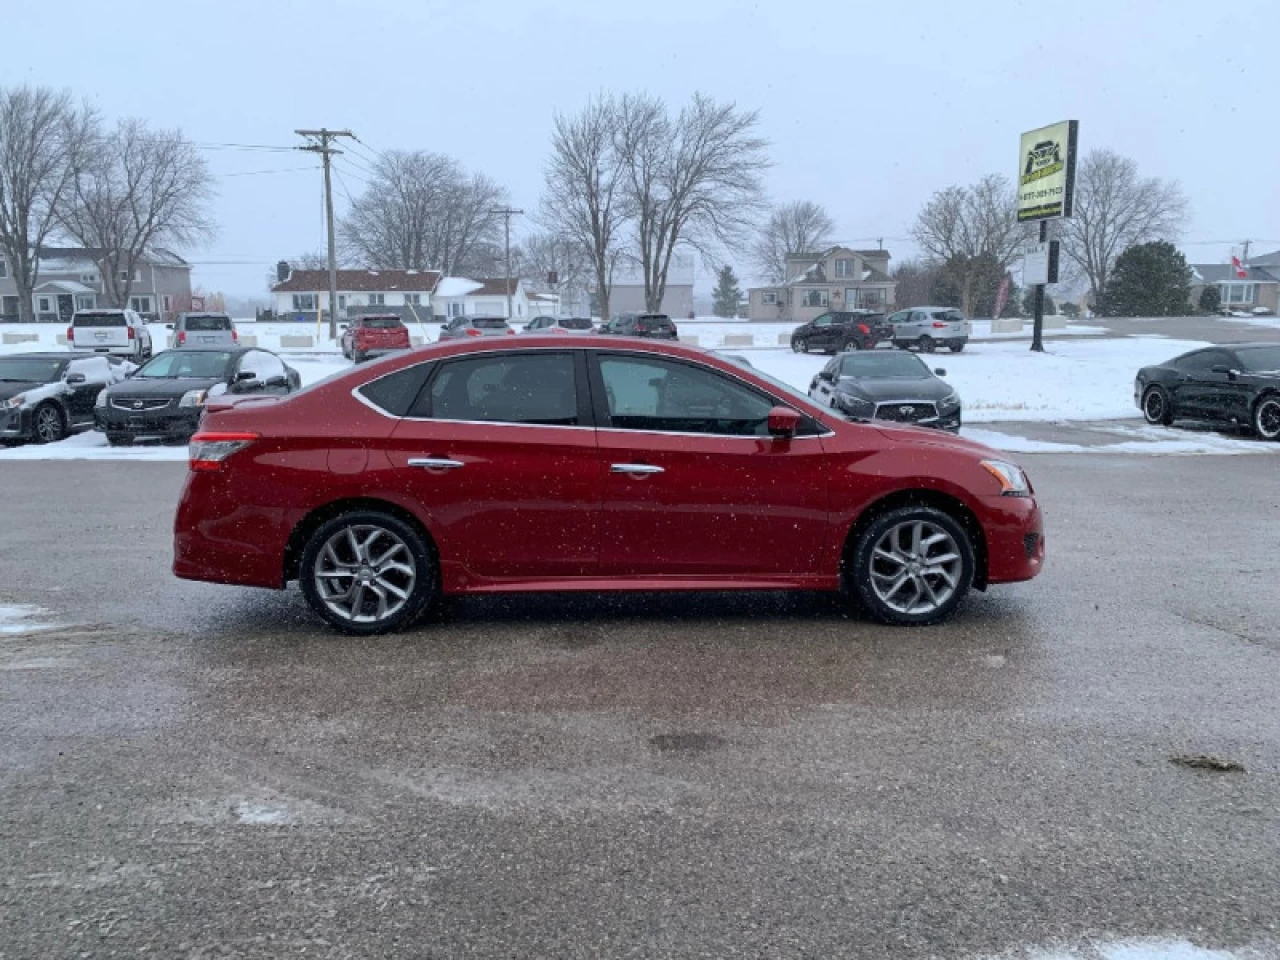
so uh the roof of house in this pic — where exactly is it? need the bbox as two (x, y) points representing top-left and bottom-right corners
(33, 280), (95, 294)
(38, 246), (189, 268)
(434, 277), (485, 298)
(1247, 249), (1280, 267)
(471, 278), (521, 297)
(787, 246), (892, 263)
(272, 268), (442, 293)
(862, 265), (893, 283)
(1192, 264), (1280, 284)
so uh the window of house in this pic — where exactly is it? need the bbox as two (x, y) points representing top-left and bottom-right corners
(406, 293), (422, 306)
(1219, 283), (1254, 304)
(368, 293), (386, 306)
(292, 293), (317, 311)
(801, 289), (829, 308)
(37, 296), (52, 313)
(75, 295), (95, 310)
(80, 274), (97, 284)
(161, 295), (172, 313)
(449, 302), (464, 317)
(337, 295), (347, 311)
(834, 259), (853, 278)
(761, 292), (778, 305)
(0, 258), (7, 279)
(130, 296), (153, 313)
(420, 353), (578, 425)
(117, 269), (141, 283)
(597, 355), (776, 437)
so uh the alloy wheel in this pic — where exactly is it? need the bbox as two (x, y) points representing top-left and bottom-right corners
(1143, 388), (1168, 425)
(312, 524), (418, 625)
(869, 519), (963, 616)
(35, 406), (63, 443)
(1256, 398), (1280, 440)
(918, 336), (936, 353)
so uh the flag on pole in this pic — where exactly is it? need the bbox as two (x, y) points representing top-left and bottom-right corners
(993, 273), (1011, 318)
(1232, 256), (1248, 279)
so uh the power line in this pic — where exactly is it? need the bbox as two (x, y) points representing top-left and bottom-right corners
(350, 135), (386, 164)
(331, 163), (359, 207)
(215, 165), (320, 178)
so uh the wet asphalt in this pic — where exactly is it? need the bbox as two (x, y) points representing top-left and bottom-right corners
(1, 458), (1278, 959)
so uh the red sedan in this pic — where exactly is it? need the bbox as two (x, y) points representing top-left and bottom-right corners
(174, 336), (1044, 634)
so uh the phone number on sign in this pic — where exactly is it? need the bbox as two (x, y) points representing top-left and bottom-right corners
(1021, 186), (1064, 202)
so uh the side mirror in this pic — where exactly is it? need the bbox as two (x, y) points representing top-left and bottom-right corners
(934, 368), (947, 376)
(65, 372), (87, 384)
(767, 405), (802, 438)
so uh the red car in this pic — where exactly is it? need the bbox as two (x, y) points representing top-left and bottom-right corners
(174, 337), (1044, 634)
(340, 313), (412, 363)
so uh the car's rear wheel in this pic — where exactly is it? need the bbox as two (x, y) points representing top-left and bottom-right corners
(949, 343), (965, 353)
(1142, 385), (1174, 426)
(841, 338), (862, 352)
(33, 404), (66, 444)
(1253, 396), (1280, 441)
(917, 335), (936, 353)
(791, 337), (808, 354)
(846, 506), (975, 626)
(299, 510), (435, 635)
(352, 350), (365, 364)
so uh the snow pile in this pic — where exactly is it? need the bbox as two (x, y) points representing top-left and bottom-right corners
(0, 431), (188, 461)
(984, 936), (1273, 959)
(0, 604), (57, 636)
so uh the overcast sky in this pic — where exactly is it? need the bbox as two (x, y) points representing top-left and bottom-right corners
(7, 0), (1277, 298)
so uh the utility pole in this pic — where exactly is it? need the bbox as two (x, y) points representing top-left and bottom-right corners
(296, 128), (354, 340)
(490, 206), (524, 319)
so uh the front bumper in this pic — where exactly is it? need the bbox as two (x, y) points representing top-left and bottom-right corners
(95, 405), (201, 441)
(0, 406), (36, 440)
(981, 494), (1045, 585)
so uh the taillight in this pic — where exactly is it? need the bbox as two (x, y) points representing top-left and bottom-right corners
(128, 326), (136, 340)
(231, 328), (238, 342)
(177, 330), (186, 345)
(506, 328), (516, 335)
(858, 323), (870, 334)
(465, 328), (482, 336)
(66, 325), (74, 341)
(189, 431), (259, 473)
(932, 321), (948, 329)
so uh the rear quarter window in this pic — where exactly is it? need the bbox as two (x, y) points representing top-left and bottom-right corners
(355, 363), (433, 417)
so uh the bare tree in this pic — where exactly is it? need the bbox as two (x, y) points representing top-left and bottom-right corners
(890, 258), (942, 310)
(541, 95), (626, 321)
(1058, 149), (1188, 311)
(750, 200), (835, 283)
(290, 250), (329, 270)
(911, 174), (1026, 315)
(616, 93), (770, 313)
(60, 118), (214, 308)
(521, 231), (590, 312)
(0, 86), (97, 321)
(340, 151), (505, 276)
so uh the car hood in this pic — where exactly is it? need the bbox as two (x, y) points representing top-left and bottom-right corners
(835, 375), (953, 402)
(0, 381), (45, 402)
(872, 421), (1007, 459)
(106, 376), (225, 397)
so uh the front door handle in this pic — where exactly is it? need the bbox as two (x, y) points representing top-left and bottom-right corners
(408, 457), (465, 470)
(610, 463), (664, 476)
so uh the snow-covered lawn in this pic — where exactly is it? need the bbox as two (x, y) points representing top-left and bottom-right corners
(962, 424), (1277, 456)
(750, 337), (1211, 423)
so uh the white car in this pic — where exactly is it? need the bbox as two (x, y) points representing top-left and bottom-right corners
(887, 306), (970, 354)
(67, 308), (153, 361)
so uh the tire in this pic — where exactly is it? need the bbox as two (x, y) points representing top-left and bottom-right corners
(845, 505), (975, 626)
(352, 351), (365, 364)
(893, 341), (910, 351)
(106, 433), (133, 447)
(1142, 385), (1174, 426)
(841, 339), (862, 352)
(949, 343), (965, 353)
(792, 338), (809, 354)
(1253, 395), (1280, 441)
(33, 404), (66, 444)
(298, 510), (436, 635)
(917, 335), (936, 353)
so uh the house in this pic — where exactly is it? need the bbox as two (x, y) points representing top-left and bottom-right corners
(606, 253), (695, 318)
(1189, 261), (1280, 314)
(430, 277), (532, 320)
(269, 265), (441, 323)
(747, 247), (896, 322)
(0, 247), (193, 323)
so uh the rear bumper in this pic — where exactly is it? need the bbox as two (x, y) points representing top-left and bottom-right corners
(95, 406), (201, 440)
(980, 495), (1044, 584)
(356, 345), (411, 358)
(172, 472), (290, 589)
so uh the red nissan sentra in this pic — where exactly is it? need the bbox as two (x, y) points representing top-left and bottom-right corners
(174, 336), (1043, 634)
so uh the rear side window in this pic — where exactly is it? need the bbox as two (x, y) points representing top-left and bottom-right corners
(420, 353), (578, 425)
(636, 315), (672, 330)
(74, 312), (126, 327)
(183, 315), (232, 331)
(356, 363), (433, 417)
(932, 310), (965, 322)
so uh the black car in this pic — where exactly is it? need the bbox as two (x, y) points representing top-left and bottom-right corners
(0, 353), (128, 444)
(596, 313), (679, 340)
(807, 350), (962, 432)
(95, 347), (300, 445)
(1135, 343), (1280, 440)
(790, 311), (892, 354)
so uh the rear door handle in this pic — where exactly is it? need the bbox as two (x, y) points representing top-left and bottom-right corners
(408, 457), (465, 470)
(610, 463), (664, 476)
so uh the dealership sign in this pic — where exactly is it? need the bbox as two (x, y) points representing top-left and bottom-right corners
(1017, 120), (1078, 222)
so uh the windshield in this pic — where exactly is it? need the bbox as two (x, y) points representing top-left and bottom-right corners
(1237, 347), (1280, 372)
(134, 350), (233, 379)
(839, 352), (930, 378)
(361, 315), (403, 329)
(0, 357), (63, 382)
(182, 314), (232, 331)
(74, 312), (126, 327)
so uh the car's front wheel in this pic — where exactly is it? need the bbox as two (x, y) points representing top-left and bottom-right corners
(846, 506), (975, 626)
(1142, 385), (1174, 426)
(33, 404), (66, 444)
(841, 338), (862, 352)
(298, 510), (436, 635)
(1253, 395), (1280, 441)
(791, 337), (808, 354)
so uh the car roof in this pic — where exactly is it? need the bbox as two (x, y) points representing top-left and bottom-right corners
(154, 345), (249, 355)
(2, 352), (74, 361)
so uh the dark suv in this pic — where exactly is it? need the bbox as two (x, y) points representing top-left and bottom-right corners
(790, 311), (891, 354)
(597, 313), (679, 340)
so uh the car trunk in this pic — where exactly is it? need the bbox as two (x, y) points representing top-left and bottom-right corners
(357, 322), (410, 349)
(72, 313), (131, 350)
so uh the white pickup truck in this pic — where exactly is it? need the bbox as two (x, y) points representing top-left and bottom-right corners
(68, 309), (153, 361)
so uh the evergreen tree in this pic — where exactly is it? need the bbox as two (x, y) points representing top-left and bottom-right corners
(1021, 287), (1057, 316)
(1061, 302), (1081, 319)
(1101, 241), (1192, 317)
(712, 265), (743, 318)
(1198, 285), (1221, 315)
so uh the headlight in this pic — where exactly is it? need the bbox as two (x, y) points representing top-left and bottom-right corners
(836, 392), (875, 415)
(938, 391), (961, 411)
(981, 460), (1031, 497)
(94, 389), (108, 408)
(179, 389), (208, 408)
(4, 393), (27, 409)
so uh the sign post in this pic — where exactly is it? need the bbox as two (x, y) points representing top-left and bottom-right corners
(1018, 120), (1077, 352)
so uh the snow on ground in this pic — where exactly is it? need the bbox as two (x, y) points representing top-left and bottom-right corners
(1230, 313), (1280, 330)
(0, 604), (57, 636)
(962, 424), (1276, 456)
(981, 937), (1273, 959)
(751, 337), (1212, 423)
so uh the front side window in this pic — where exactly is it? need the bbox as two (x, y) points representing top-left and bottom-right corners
(812, 313), (834, 327)
(1175, 350), (1229, 372)
(597, 355), (775, 437)
(421, 353), (578, 426)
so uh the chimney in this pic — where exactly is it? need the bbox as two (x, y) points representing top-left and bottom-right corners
(276, 260), (291, 283)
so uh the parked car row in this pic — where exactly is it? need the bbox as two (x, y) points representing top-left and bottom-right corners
(0, 353), (134, 443)
(790, 308), (970, 355)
